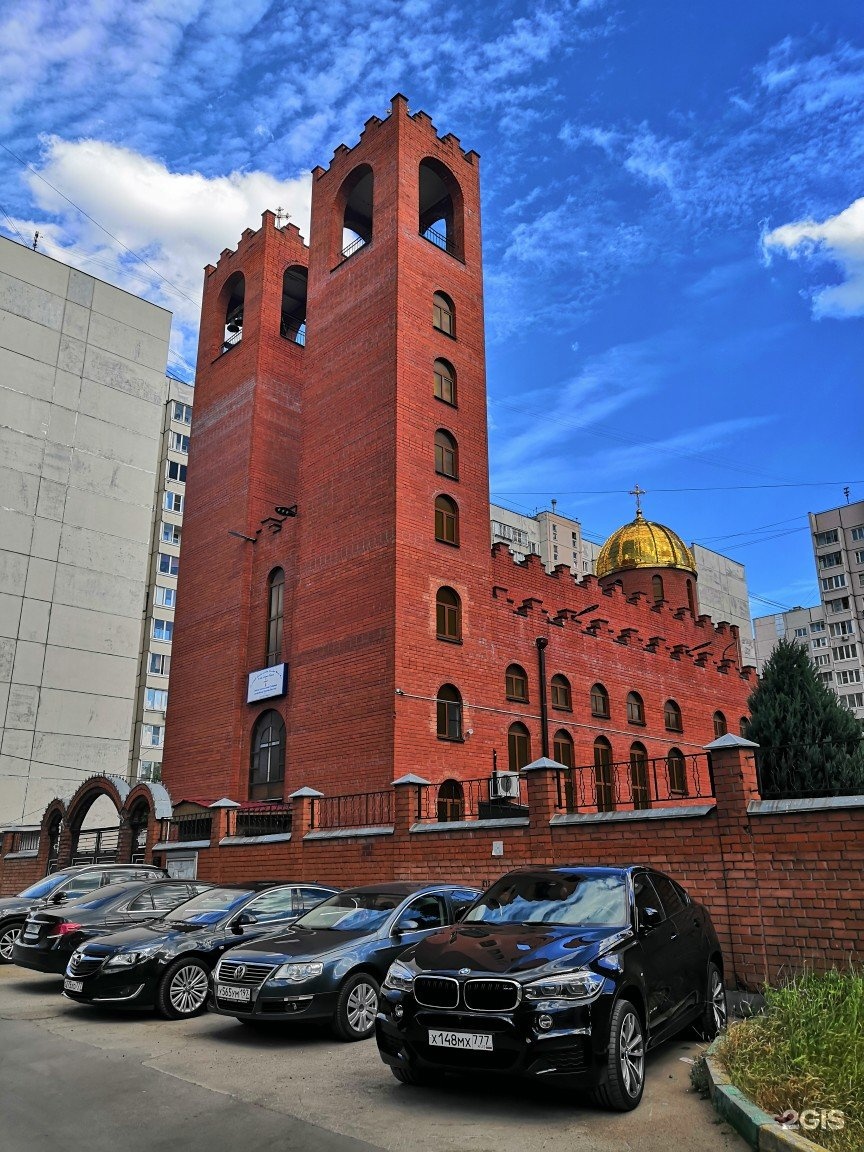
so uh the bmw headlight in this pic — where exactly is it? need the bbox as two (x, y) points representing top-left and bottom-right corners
(383, 960), (415, 992)
(523, 970), (604, 1001)
(273, 961), (324, 983)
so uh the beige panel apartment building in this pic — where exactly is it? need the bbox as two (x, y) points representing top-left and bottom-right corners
(0, 236), (178, 824)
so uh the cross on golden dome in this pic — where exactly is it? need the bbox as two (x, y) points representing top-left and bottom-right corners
(629, 484), (647, 517)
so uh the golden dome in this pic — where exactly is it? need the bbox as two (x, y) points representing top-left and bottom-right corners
(596, 511), (696, 579)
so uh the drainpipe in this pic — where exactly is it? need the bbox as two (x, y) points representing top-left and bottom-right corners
(536, 637), (549, 758)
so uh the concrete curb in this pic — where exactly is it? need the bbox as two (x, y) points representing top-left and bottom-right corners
(704, 1041), (827, 1152)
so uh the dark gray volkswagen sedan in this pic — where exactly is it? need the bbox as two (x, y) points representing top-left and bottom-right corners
(211, 882), (479, 1040)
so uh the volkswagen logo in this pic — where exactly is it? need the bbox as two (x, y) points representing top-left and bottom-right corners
(458, 967), (471, 976)
(234, 965), (246, 980)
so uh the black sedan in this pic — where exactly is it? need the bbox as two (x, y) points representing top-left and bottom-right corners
(376, 866), (726, 1110)
(62, 882), (338, 1018)
(211, 882), (480, 1040)
(11, 879), (211, 974)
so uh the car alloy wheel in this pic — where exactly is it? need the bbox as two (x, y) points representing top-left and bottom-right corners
(701, 962), (727, 1039)
(593, 998), (645, 1111)
(618, 1009), (644, 1099)
(0, 923), (22, 963)
(157, 960), (210, 1019)
(332, 972), (380, 1041)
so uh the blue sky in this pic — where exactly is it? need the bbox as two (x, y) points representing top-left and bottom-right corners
(1, 0), (862, 625)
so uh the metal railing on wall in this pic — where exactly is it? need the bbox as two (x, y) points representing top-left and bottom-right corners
(554, 752), (713, 814)
(312, 790), (393, 831)
(416, 776), (528, 823)
(159, 815), (213, 844)
(232, 803), (293, 838)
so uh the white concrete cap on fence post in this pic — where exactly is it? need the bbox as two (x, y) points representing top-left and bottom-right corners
(521, 756), (568, 772)
(208, 798), (242, 809)
(703, 734), (760, 752)
(392, 774), (431, 786)
(289, 787), (325, 799)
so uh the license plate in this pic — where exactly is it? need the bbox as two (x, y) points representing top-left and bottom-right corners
(64, 979), (83, 993)
(216, 984), (251, 1002)
(428, 1029), (493, 1051)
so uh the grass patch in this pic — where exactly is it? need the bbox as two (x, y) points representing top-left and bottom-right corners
(716, 968), (863, 1152)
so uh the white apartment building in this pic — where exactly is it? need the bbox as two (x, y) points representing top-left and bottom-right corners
(753, 499), (864, 720)
(0, 235), (186, 823)
(491, 504), (756, 665)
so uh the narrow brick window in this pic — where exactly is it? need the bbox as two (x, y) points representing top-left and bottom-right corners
(551, 674), (572, 711)
(667, 748), (688, 796)
(435, 494), (459, 545)
(249, 710), (285, 801)
(664, 699), (682, 732)
(437, 684), (463, 740)
(432, 291), (455, 336)
(505, 664), (529, 702)
(436, 586), (461, 642)
(626, 691), (645, 726)
(553, 729), (574, 769)
(435, 429), (458, 479)
(433, 359), (457, 406)
(266, 568), (284, 667)
(419, 158), (464, 260)
(590, 683), (610, 719)
(436, 779), (464, 821)
(652, 574), (664, 603)
(594, 737), (614, 811)
(508, 722), (531, 771)
(221, 271), (244, 354)
(629, 743), (650, 810)
(713, 710), (727, 739)
(338, 163), (373, 261)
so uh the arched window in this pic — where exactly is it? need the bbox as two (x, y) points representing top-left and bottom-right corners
(594, 737), (614, 812)
(626, 691), (645, 726)
(713, 711), (728, 739)
(249, 710), (286, 801)
(222, 272), (245, 352)
(437, 779), (464, 822)
(508, 722), (531, 772)
(687, 579), (697, 616)
(433, 358), (457, 406)
(419, 158), (464, 260)
(551, 674), (572, 711)
(553, 729), (574, 769)
(266, 568), (284, 667)
(432, 291), (455, 336)
(652, 574), (664, 603)
(739, 716), (750, 738)
(505, 664), (529, 702)
(664, 699), (682, 732)
(437, 685), (463, 740)
(280, 265), (307, 346)
(434, 494), (459, 545)
(590, 682), (610, 719)
(338, 164), (374, 260)
(434, 429), (458, 479)
(667, 748), (688, 797)
(435, 586), (461, 642)
(629, 742), (650, 810)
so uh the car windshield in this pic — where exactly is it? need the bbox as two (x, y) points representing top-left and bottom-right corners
(463, 873), (628, 928)
(294, 891), (404, 932)
(164, 888), (251, 926)
(18, 874), (68, 899)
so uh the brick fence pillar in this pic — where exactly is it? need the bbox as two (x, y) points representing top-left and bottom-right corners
(289, 787), (324, 840)
(704, 733), (765, 990)
(208, 798), (241, 842)
(392, 775), (429, 837)
(523, 756), (566, 864)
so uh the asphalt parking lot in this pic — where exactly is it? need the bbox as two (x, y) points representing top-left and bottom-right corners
(0, 966), (747, 1152)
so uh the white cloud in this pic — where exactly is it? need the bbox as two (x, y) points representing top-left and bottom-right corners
(762, 197), (864, 319)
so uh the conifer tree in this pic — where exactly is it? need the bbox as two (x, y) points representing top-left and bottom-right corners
(746, 638), (864, 796)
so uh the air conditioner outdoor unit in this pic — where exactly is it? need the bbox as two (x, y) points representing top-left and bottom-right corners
(489, 772), (520, 800)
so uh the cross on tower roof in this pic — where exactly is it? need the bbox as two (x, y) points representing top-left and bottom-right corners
(629, 484), (647, 517)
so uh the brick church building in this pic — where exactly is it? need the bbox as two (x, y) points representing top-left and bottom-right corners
(160, 94), (753, 818)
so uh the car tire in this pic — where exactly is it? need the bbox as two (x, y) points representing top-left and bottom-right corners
(331, 972), (380, 1042)
(390, 1065), (441, 1087)
(0, 922), (23, 963)
(698, 962), (727, 1040)
(593, 998), (645, 1112)
(156, 958), (210, 1019)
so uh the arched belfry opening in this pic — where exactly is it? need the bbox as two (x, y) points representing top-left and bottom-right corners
(419, 158), (464, 259)
(222, 272), (245, 352)
(281, 265), (307, 346)
(338, 164), (374, 260)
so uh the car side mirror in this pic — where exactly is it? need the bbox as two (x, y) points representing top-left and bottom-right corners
(230, 911), (258, 933)
(638, 905), (663, 933)
(394, 918), (421, 936)
(50, 891), (67, 904)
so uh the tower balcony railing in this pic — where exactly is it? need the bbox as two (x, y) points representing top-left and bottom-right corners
(340, 235), (367, 263)
(220, 329), (242, 355)
(421, 225), (458, 258)
(279, 320), (306, 347)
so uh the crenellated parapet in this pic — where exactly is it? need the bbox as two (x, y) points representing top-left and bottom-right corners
(204, 210), (308, 280)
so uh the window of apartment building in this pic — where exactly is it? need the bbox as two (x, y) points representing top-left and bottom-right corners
(145, 688), (168, 711)
(434, 429), (458, 479)
(812, 636), (828, 649)
(505, 664), (529, 702)
(163, 491), (184, 513)
(840, 692), (864, 709)
(829, 620), (855, 637)
(158, 554), (179, 577)
(432, 292), (455, 336)
(173, 401), (192, 424)
(552, 524), (558, 540)
(434, 495), (459, 545)
(860, 574), (864, 587)
(817, 671), (834, 684)
(551, 674), (572, 711)
(855, 551), (864, 564)
(266, 568), (284, 666)
(436, 685), (463, 740)
(626, 691), (645, 725)
(161, 523), (181, 546)
(821, 574), (846, 591)
(138, 761), (161, 782)
(828, 597), (850, 613)
(814, 653), (831, 667)
(154, 586), (176, 608)
(152, 618), (173, 642)
(143, 724), (163, 747)
(170, 432), (190, 454)
(850, 526), (864, 541)
(507, 722), (531, 772)
(435, 587), (461, 642)
(837, 669), (862, 685)
(818, 551), (842, 569)
(590, 682), (610, 719)
(810, 621), (825, 633)
(814, 529), (839, 546)
(664, 699), (683, 732)
(571, 531), (579, 545)
(167, 461), (187, 483)
(833, 643), (858, 662)
(149, 653), (170, 675)
(433, 359), (457, 406)
(793, 627), (808, 637)
(492, 521), (529, 548)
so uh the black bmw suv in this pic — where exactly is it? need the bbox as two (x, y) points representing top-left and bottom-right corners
(376, 865), (726, 1110)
